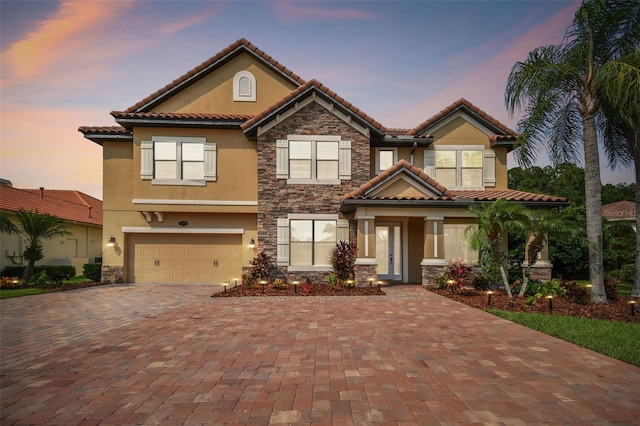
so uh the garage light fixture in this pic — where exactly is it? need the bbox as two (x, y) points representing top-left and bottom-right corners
(248, 238), (256, 249)
(107, 236), (116, 247)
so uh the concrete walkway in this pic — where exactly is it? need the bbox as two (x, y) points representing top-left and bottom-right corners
(1, 284), (639, 425)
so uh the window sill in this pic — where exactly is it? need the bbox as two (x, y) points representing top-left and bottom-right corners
(286, 179), (341, 185)
(287, 265), (332, 272)
(151, 179), (207, 186)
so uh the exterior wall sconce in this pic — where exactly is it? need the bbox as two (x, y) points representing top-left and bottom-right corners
(248, 238), (256, 249)
(107, 236), (116, 247)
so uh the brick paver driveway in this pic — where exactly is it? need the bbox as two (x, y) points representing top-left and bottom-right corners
(1, 284), (639, 425)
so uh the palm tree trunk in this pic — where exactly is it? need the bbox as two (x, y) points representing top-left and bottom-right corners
(22, 261), (36, 284)
(632, 140), (640, 298)
(519, 264), (532, 297)
(499, 265), (513, 298)
(582, 110), (607, 303)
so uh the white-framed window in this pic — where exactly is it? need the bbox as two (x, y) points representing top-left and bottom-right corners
(443, 223), (478, 263)
(375, 148), (397, 173)
(276, 135), (351, 184)
(424, 146), (495, 189)
(233, 70), (256, 102)
(277, 214), (350, 270)
(140, 136), (216, 185)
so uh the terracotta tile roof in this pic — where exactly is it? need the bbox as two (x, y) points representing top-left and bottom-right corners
(408, 98), (517, 137)
(344, 159), (455, 200)
(0, 185), (102, 226)
(110, 111), (254, 121)
(77, 126), (129, 134)
(241, 79), (386, 136)
(453, 189), (567, 203)
(602, 200), (636, 220)
(385, 128), (413, 137)
(124, 38), (306, 113)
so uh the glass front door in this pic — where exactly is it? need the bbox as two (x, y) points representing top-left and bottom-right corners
(376, 223), (401, 281)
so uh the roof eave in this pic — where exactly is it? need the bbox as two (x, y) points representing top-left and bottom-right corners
(340, 197), (570, 213)
(80, 133), (133, 146)
(113, 117), (247, 130)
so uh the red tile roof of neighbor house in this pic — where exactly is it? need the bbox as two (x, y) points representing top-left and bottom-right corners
(0, 184), (102, 227)
(602, 200), (636, 220)
(124, 38), (306, 114)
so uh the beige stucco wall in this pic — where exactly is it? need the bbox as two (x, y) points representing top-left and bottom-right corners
(152, 53), (299, 115)
(0, 217), (102, 276)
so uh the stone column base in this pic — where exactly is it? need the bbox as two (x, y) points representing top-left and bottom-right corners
(354, 264), (377, 287)
(524, 262), (553, 282)
(101, 265), (123, 284)
(421, 262), (447, 287)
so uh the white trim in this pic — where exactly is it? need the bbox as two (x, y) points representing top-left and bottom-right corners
(364, 220), (369, 257)
(433, 221), (438, 258)
(421, 110), (494, 136)
(233, 70), (256, 102)
(122, 227), (244, 234)
(287, 179), (340, 185)
(132, 199), (257, 206)
(288, 134), (341, 142)
(287, 213), (338, 220)
(375, 147), (398, 174)
(256, 97), (370, 137)
(355, 258), (378, 265)
(421, 259), (448, 266)
(287, 265), (332, 272)
(425, 216), (444, 221)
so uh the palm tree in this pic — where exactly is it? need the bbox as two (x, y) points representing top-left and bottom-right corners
(518, 209), (579, 297)
(465, 199), (529, 299)
(0, 210), (71, 283)
(505, 0), (639, 303)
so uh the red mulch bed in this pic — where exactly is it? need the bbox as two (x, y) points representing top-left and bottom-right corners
(212, 283), (385, 297)
(428, 287), (640, 324)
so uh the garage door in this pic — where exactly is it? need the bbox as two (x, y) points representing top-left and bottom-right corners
(126, 234), (242, 284)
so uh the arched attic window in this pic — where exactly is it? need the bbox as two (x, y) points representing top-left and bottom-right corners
(233, 70), (256, 102)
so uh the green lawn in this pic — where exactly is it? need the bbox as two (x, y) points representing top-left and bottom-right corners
(0, 288), (51, 299)
(488, 309), (640, 367)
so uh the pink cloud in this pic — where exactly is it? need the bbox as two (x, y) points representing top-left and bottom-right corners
(158, 3), (229, 35)
(273, 1), (377, 23)
(1, 0), (135, 87)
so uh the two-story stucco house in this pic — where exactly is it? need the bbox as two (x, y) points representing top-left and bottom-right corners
(80, 38), (566, 286)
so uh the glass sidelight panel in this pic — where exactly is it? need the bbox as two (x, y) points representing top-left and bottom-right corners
(376, 224), (401, 280)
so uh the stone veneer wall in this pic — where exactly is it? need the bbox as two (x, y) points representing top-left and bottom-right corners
(257, 101), (371, 283)
(101, 265), (123, 284)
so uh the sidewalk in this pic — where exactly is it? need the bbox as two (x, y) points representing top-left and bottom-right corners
(2, 284), (639, 425)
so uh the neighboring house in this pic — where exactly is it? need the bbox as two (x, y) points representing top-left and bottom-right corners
(602, 201), (637, 231)
(79, 38), (567, 285)
(0, 179), (103, 275)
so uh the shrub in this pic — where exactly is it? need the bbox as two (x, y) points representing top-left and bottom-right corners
(621, 264), (636, 283)
(561, 280), (588, 305)
(435, 274), (449, 289)
(272, 278), (285, 289)
(446, 258), (472, 291)
(302, 283), (313, 294)
(83, 263), (101, 282)
(249, 251), (273, 283)
(325, 272), (338, 288)
(472, 274), (491, 291)
(331, 241), (357, 281)
(526, 278), (566, 305)
(604, 277), (619, 300)
(29, 270), (50, 286)
(1, 277), (21, 289)
(1, 265), (75, 283)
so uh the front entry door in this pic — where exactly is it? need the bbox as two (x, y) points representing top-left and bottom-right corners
(376, 223), (401, 281)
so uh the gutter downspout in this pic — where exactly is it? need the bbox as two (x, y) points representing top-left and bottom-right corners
(410, 141), (417, 165)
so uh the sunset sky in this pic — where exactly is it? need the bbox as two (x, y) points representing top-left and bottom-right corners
(1, 0), (634, 200)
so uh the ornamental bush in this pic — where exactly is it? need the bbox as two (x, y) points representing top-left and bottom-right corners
(331, 241), (357, 282)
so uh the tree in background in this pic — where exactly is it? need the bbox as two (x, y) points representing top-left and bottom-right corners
(505, 0), (639, 303)
(0, 210), (71, 283)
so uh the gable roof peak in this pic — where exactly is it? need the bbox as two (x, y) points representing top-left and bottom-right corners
(408, 97), (516, 137)
(124, 38), (306, 114)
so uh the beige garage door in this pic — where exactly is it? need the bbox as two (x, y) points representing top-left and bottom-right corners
(126, 234), (242, 284)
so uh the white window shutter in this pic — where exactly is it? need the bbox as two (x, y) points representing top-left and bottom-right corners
(141, 141), (153, 180)
(276, 140), (288, 179)
(277, 218), (290, 266)
(204, 143), (217, 181)
(337, 219), (350, 243)
(339, 140), (352, 180)
(423, 149), (435, 177)
(483, 150), (496, 187)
